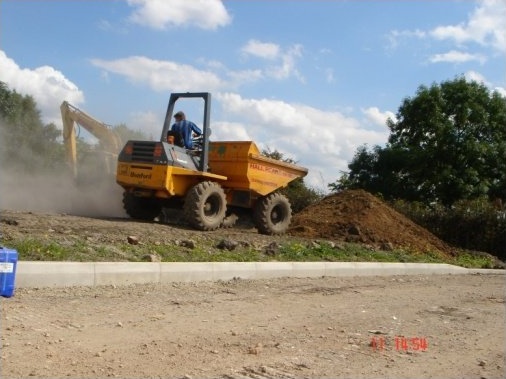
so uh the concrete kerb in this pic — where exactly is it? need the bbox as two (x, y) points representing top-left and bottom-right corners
(15, 262), (95, 288)
(13, 261), (503, 289)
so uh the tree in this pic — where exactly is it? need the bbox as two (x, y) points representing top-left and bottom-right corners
(0, 82), (65, 172)
(332, 77), (506, 205)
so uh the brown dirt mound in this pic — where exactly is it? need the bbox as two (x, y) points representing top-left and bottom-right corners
(288, 189), (455, 256)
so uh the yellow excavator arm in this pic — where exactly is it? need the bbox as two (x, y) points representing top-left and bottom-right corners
(60, 101), (122, 180)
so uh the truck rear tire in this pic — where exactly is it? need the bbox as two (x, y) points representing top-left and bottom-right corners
(184, 181), (226, 231)
(123, 192), (162, 221)
(253, 192), (292, 235)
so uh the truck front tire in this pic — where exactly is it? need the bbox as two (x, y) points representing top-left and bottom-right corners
(184, 181), (226, 231)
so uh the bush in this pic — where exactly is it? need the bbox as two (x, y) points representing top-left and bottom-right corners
(392, 198), (506, 261)
(281, 177), (323, 213)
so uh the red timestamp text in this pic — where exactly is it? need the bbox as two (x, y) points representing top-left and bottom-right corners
(370, 336), (428, 352)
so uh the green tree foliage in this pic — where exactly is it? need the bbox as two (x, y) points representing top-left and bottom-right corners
(332, 77), (506, 206)
(0, 82), (65, 173)
(262, 147), (322, 212)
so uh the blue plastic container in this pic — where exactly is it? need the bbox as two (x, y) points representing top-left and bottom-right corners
(0, 247), (18, 298)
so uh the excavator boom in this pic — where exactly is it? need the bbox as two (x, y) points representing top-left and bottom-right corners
(60, 101), (122, 180)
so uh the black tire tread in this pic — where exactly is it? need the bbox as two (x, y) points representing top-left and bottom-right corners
(183, 181), (226, 231)
(253, 192), (292, 235)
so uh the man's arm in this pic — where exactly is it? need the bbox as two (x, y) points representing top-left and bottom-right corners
(190, 121), (202, 135)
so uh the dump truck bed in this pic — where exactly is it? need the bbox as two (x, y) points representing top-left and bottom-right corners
(208, 141), (308, 196)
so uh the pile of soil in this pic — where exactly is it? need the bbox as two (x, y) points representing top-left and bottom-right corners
(288, 189), (455, 256)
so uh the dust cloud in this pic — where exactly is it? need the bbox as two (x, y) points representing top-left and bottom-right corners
(0, 121), (126, 218)
(0, 168), (126, 218)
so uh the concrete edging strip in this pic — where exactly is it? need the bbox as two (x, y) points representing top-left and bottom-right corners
(12, 261), (502, 289)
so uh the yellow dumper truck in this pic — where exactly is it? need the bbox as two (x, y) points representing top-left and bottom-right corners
(115, 92), (308, 235)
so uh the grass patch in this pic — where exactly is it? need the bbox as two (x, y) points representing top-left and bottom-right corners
(9, 238), (77, 261)
(1, 237), (499, 269)
(275, 242), (448, 264)
(452, 252), (498, 269)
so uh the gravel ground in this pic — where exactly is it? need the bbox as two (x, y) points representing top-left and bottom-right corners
(1, 273), (505, 379)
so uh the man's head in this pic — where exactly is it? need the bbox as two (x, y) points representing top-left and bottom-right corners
(174, 111), (185, 121)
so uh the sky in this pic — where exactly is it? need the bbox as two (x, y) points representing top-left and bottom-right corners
(1, 0), (505, 192)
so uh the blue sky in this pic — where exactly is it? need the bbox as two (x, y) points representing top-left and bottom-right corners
(1, 0), (505, 191)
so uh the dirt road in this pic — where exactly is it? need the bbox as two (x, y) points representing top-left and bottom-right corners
(1, 273), (504, 379)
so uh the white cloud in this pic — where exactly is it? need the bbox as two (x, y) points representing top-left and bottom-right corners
(388, 1), (506, 54)
(127, 0), (231, 30)
(210, 121), (251, 141)
(494, 87), (506, 97)
(217, 93), (311, 128)
(362, 107), (396, 127)
(429, 50), (487, 64)
(90, 56), (224, 92)
(241, 40), (280, 60)
(386, 29), (426, 49)
(91, 51), (303, 94)
(430, 0), (506, 52)
(241, 40), (305, 82)
(0, 50), (84, 126)
(465, 70), (490, 85)
(385, 1), (504, 97)
(267, 44), (304, 82)
(215, 92), (388, 190)
(464, 70), (506, 97)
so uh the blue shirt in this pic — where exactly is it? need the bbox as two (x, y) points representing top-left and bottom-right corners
(171, 120), (202, 149)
